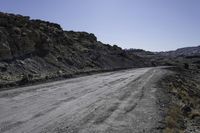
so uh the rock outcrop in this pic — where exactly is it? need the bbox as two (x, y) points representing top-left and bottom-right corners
(0, 12), (147, 88)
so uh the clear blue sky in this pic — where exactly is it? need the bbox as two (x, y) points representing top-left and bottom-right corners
(1, 0), (200, 51)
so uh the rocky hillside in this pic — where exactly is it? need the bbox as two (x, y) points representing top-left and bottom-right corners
(0, 12), (148, 88)
(125, 49), (156, 58)
(127, 47), (200, 69)
(159, 46), (200, 57)
(125, 49), (171, 66)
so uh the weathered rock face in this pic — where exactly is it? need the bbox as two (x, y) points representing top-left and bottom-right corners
(0, 12), (147, 87)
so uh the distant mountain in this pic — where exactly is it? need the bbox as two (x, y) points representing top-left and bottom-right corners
(127, 46), (200, 58)
(159, 46), (200, 57)
(126, 46), (200, 68)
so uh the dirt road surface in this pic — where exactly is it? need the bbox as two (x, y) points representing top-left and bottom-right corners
(0, 67), (168, 133)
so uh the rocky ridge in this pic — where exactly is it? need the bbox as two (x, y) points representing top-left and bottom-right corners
(159, 46), (200, 57)
(0, 12), (149, 88)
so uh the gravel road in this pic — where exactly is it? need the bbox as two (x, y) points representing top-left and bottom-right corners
(0, 67), (168, 133)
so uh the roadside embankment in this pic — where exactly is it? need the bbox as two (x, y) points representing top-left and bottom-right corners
(158, 67), (200, 133)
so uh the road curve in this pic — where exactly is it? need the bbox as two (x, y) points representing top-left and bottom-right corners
(0, 67), (168, 133)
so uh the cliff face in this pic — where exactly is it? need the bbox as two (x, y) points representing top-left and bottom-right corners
(0, 12), (147, 87)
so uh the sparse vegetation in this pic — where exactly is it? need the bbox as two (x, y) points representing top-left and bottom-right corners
(161, 67), (200, 132)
